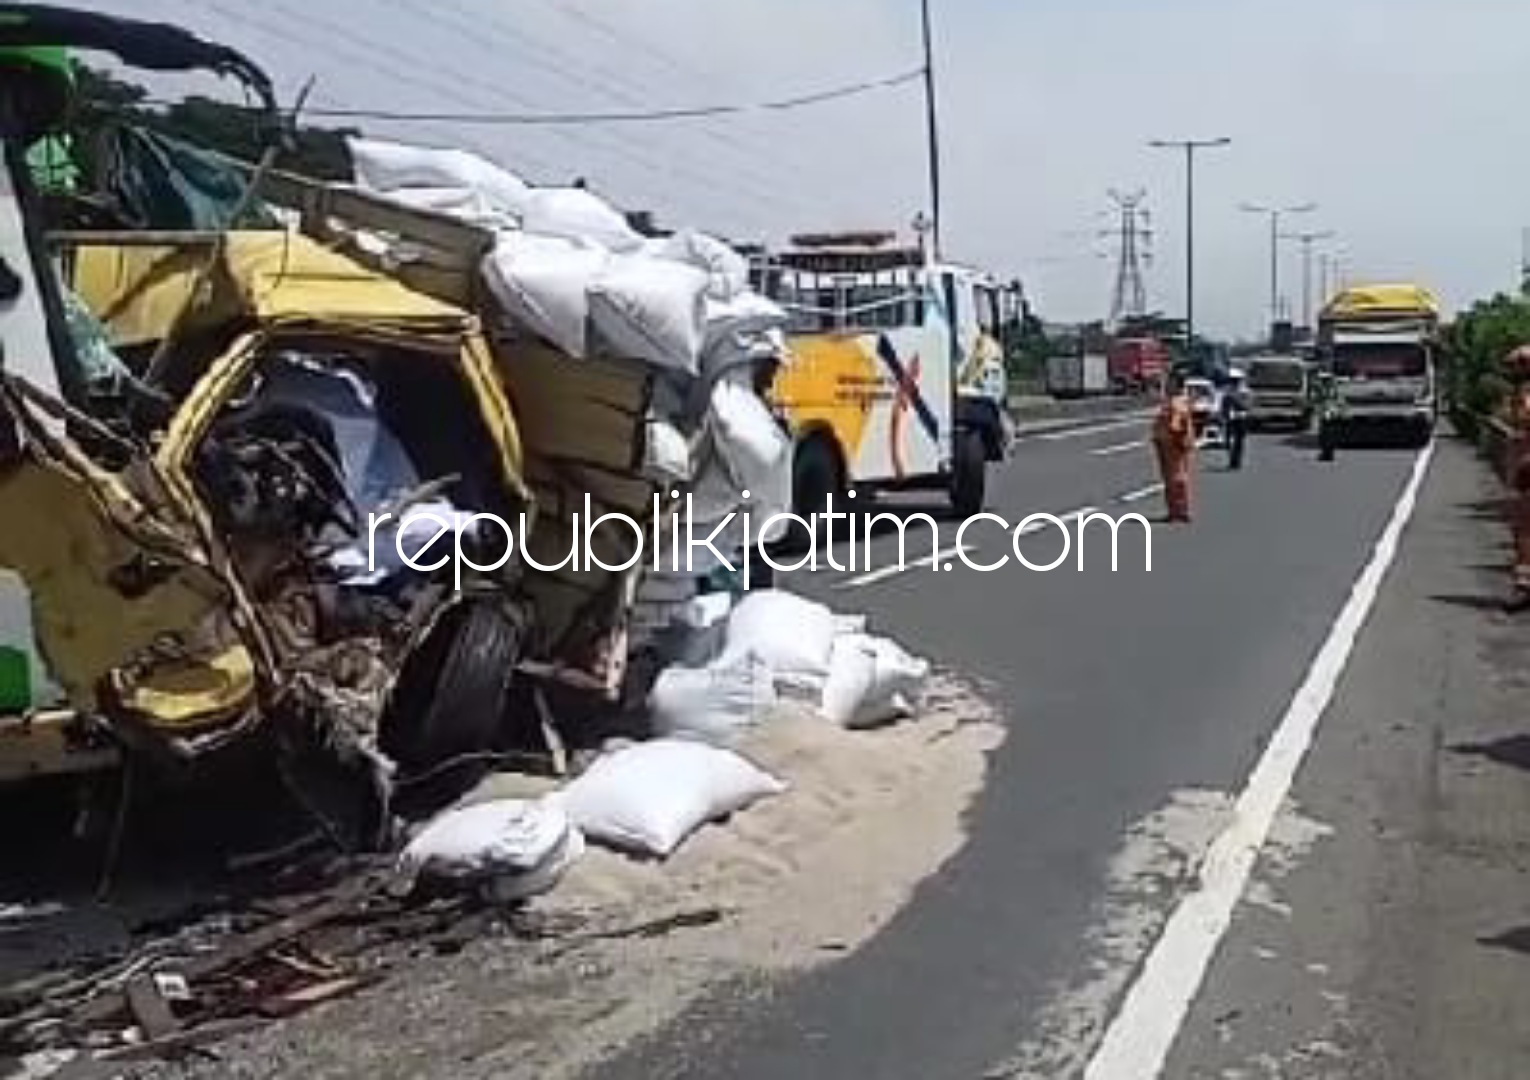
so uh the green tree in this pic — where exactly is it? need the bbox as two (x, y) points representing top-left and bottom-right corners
(1441, 292), (1530, 438)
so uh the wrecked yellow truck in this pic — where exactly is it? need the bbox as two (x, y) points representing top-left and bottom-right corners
(3, 230), (539, 844)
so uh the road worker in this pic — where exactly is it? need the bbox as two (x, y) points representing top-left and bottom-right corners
(1153, 371), (1197, 523)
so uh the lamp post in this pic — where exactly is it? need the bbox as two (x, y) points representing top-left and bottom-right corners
(1149, 137), (1230, 358)
(1281, 229), (1336, 334)
(1240, 201), (1315, 328)
(919, 0), (942, 260)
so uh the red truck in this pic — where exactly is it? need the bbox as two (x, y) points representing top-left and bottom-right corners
(1108, 337), (1170, 394)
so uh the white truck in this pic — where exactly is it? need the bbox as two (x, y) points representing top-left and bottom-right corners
(1046, 353), (1110, 399)
(1316, 283), (1439, 451)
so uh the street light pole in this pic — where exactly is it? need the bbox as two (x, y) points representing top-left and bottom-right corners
(1240, 201), (1316, 328)
(919, 0), (942, 260)
(1281, 229), (1335, 332)
(1149, 136), (1230, 357)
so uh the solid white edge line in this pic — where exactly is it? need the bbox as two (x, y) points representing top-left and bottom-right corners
(1091, 440), (1148, 457)
(1081, 442), (1435, 1080)
(1118, 482), (1165, 504)
(836, 542), (971, 589)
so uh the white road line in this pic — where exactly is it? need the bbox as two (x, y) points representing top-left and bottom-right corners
(1030, 415), (1152, 442)
(1015, 507), (1097, 536)
(1081, 443), (1435, 1080)
(841, 507), (1104, 587)
(1091, 440), (1147, 457)
(1117, 482), (1164, 504)
(835, 543), (971, 589)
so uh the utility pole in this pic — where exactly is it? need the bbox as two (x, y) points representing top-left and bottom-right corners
(919, 0), (942, 260)
(1104, 188), (1152, 328)
(1281, 228), (1335, 333)
(1521, 227), (1530, 296)
(1149, 136), (1230, 357)
(1240, 201), (1315, 328)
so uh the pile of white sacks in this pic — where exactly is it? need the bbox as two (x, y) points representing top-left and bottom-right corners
(347, 139), (793, 632)
(396, 590), (931, 901)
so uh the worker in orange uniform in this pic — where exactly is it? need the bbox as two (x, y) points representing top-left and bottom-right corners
(1504, 346), (1530, 611)
(1153, 372), (1197, 523)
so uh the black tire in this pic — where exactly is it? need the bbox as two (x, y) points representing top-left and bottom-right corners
(790, 435), (843, 550)
(950, 428), (987, 518)
(1413, 416), (1434, 448)
(380, 598), (522, 813)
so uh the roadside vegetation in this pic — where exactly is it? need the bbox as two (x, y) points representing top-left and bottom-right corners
(1442, 290), (1530, 439)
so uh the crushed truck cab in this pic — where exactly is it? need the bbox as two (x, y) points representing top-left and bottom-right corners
(4, 231), (536, 843)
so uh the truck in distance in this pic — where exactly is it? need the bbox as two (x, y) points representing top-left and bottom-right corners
(1244, 354), (1312, 431)
(1046, 350), (1109, 399)
(1316, 283), (1439, 451)
(1108, 336), (1171, 394)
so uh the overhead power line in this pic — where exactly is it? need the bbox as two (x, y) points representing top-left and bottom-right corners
(295, 68), (927, 125)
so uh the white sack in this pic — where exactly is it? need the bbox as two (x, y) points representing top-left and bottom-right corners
(652, 230), (749, 301)
(349, 138), (530, 219)
(710, 379), (790, 504)
(718, 590), (836, 677)
(642, 591), (731, 668)
(679, 591), (733, 630)
(643, 415), (693, 483)
(397, 797), (581, 899)
(485, 827), (585, 902)
(851, 691), (915, 730)
(837, 631), (930, 728)
(703, 291), (787, 345)
(588, 255), (709, 374)
(483, 233), (607, 357)
(365, 186), (516, 228)
(563, 739), (785, 857)
(522, 187), (643, 252)
(820, 634), (878, 726)
(648, 652), (776, 744)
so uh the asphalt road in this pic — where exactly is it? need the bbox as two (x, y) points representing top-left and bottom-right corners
(591, 418), (1440, 1079)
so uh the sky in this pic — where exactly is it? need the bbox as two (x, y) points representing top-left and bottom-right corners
(72, 0), (1530, 337)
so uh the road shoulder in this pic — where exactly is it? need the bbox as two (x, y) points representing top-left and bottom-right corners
(1165, 437), (1530, 1079)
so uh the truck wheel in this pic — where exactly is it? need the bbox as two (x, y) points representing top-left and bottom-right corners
(1414, 416), (1434, 448)
(790, 435), (843, 550)
(380, 598), (523, 814)
(951, 428), (987, 518)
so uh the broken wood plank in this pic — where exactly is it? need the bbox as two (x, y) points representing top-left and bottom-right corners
(256, 975), (373, 1019)
(94, 1016), (266, 1062)
(123, 974), (181, 1041)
